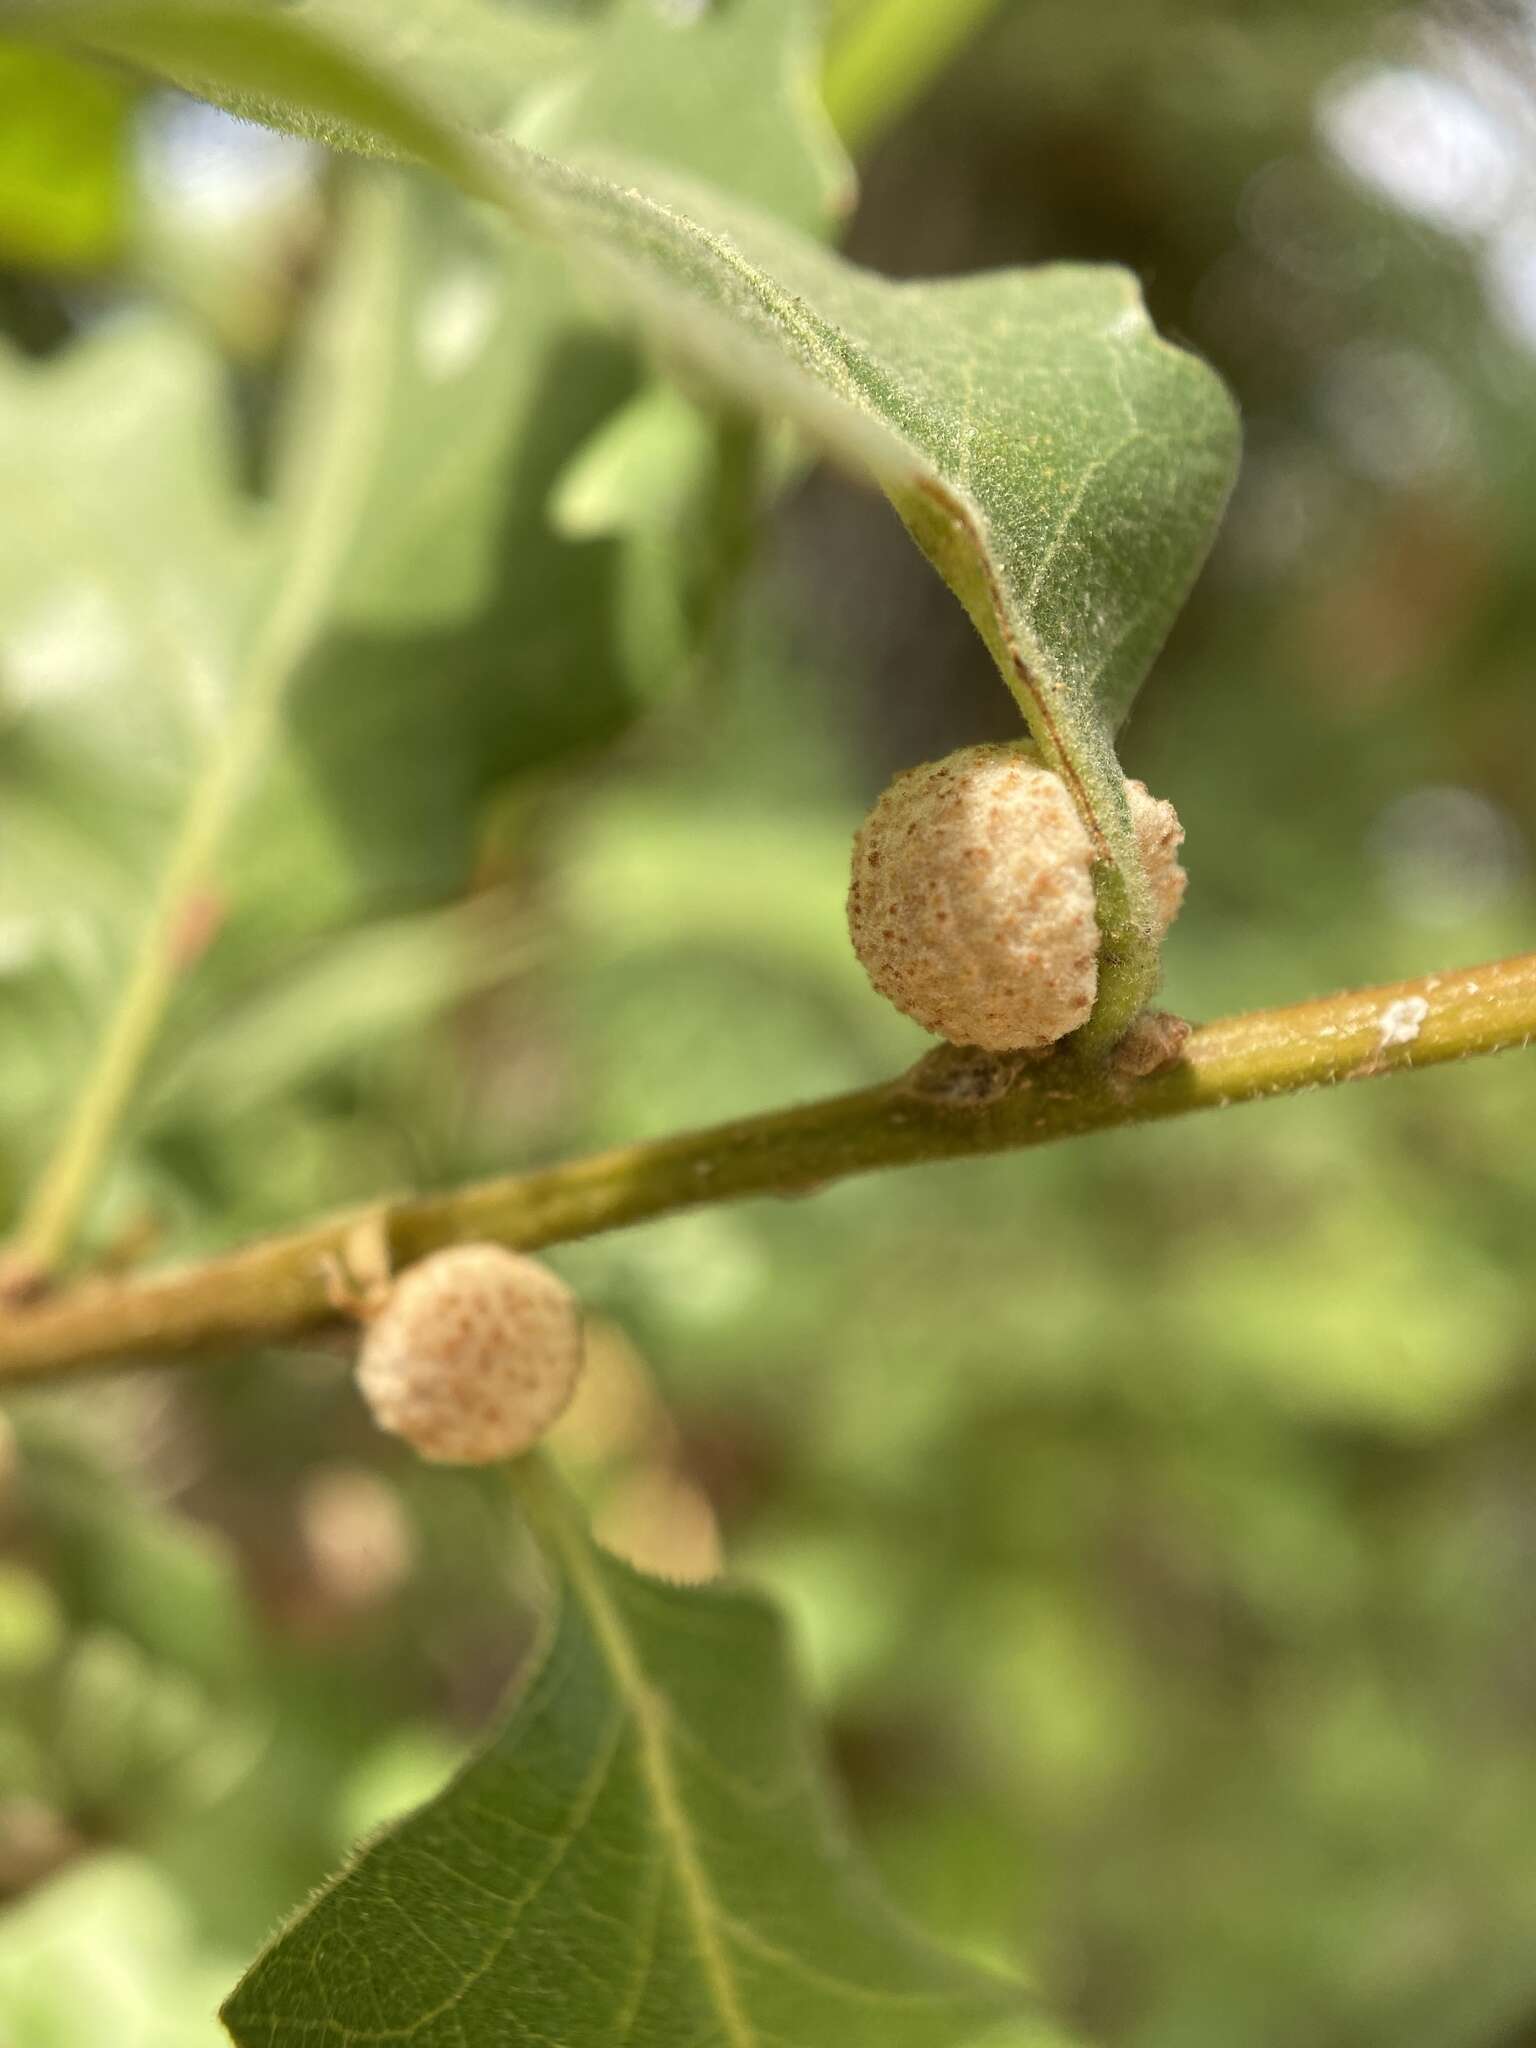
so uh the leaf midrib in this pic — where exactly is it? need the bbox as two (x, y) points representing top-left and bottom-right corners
(536, 1481), (756, 2048)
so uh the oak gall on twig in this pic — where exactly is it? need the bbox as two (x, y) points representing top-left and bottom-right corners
(355, 1244), (583, 1465)
(847, 744), (1185, 1052)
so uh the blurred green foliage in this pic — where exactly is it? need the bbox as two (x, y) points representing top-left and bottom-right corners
(2, 1), (1536, 2044)
(0, 46), (128, 272)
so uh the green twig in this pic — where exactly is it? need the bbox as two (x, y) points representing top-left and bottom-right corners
(8, 172), (402, 1279)
(1, 950), (1532, 1385)
(823, 0), (1007, 153)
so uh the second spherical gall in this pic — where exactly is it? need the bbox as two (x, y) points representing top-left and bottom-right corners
(355, 1243), (583, 1465)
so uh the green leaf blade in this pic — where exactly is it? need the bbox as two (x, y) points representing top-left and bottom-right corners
(222, 1486), (1023, 2048)
(0, 42), (130, 270)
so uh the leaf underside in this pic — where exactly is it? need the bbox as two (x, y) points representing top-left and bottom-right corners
(222, 1540), (1022, 2048)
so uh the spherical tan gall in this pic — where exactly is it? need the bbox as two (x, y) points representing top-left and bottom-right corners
(848, 745), (1099, 1051)
(355, 1244), (582, 1465)
(846, 746), (1187, 1052)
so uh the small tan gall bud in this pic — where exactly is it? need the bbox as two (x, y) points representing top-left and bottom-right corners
(847, 745), (1187, 1052)
(356, 1244), (582, 1465)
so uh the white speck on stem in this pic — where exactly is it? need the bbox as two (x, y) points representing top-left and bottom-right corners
(1377, 995), (1430, 1049)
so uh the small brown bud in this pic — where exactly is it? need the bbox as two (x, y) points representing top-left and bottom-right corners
(1111, 1008), (1193, 1078)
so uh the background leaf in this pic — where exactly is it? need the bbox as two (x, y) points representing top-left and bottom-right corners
(10, 0), (1239, 1028)
(281, 0), (589, 133)
(0, 42), (129, 270)
(0, 308), (262, 1184)
(223, 1468), (1024, 2048)
(0, 0), (855, 1228)
(531, 0), (853, 236)
(278, 0), (850, 893)
(822, 0), (1007, 155)
(271, 167), (643, 898)
(0, 1854), (239, 2047)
